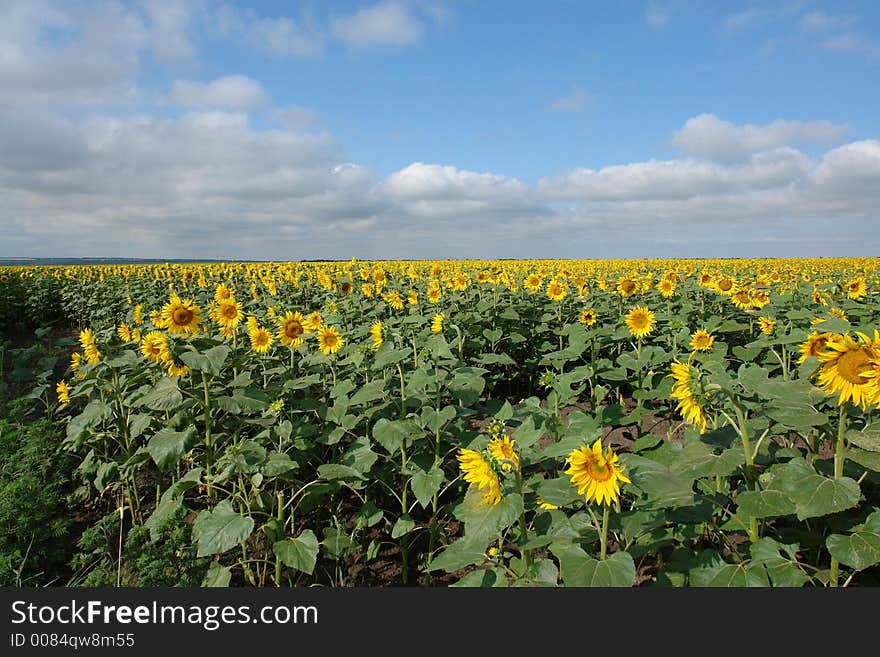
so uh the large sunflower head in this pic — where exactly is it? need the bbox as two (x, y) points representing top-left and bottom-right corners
(140, 331), (171, 364)
(546, 279), (567, 302)
(798, 331), (833, 365)
(211, 299), (243, 331)
(758, 316), (776, 336)
(564, 439), (631, 506)
(317, 325), (344, 356)
(160, 293), (202, 336)
(816, 331), (879, 409)
(457, 448), (502, 506)
(249, 325), (274, 354)
(657, 278), (676, 297)
(276, 311), (306, 347)
(625, 305), (655, 339)
(689, 329), (714, 352)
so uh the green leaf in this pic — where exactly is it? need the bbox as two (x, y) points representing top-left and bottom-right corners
(736, 490), (797, 519)
(427, 536), (490, 572)
(457, 490), (523, 543)
(450, 568), (507, 587)
(826, 511), (880, 572)
(448, 371), (486, 406)
(749, 538), (808, 587)
(512, 416), (545, 448)
(273, 530), (319, 575)
(846, 430), (880, 453)
(773, 458), (861, 520)
(372, 418), (422, 455)
(372, 347), (412, 370)
(349, 380), (387, 406)
(621, 454), (695, 509)
(557, 548), (636, 587)
(179, 346), (229, 375)
(192, 500), (255, 557)
(202, 562), (232, 587)
(391, 515), (416, 538)
(410, 467), (445, 509)
(421, 405), (456, 433)
(128, 413), (152, 440)
(317, 463), (365, 481)
(533, 477), (580, 507)
(426, 334), (456, 360)
(136, 377), (183, 411)
(144, 496), (183, 542)
(146, 425), (196, 471)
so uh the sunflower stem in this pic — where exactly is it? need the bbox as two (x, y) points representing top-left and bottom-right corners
(202, 371), (214, 499)
(830, 404), (848, 588)
(515, 469), (530, 570)
(599, 504), (610, 561)
(729, 397), (759, 543)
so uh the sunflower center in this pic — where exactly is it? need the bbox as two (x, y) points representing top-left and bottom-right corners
(631, 313), (648, 329)
(172, 307), (193, 325)
(809, 337), (829, 357)
(588, 459), (613, 482)
(324, 334), (338, 347)
(718, 279), (733, 291)
(255, 333), (269, 346)
(620, 280), (635, 294)
(285, 321), (303, 338)
(837, 349), (871, 384)
(222, 305), (238, 319)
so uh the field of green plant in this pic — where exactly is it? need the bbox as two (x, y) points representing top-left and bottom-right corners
(1, 257), (879, 587)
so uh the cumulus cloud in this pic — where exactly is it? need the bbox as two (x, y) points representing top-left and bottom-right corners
(170, 76), (269, 110)
(331, 1), (424, 48)
(210, 4), (323, 57)
(669, 113), (851, 162)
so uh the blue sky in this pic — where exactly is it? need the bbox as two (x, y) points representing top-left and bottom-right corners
(1, 0), (879, 259)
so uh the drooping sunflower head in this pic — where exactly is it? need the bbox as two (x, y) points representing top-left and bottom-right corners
(431, 312), (444, 334)
(669, 360), (711, 434)
(758, 316), (776, 336)
(487, 434), (519, 472)
(317, 325), (344, 356)
(689, 329), (715, 352)
(276, 311), (305, 347)
(56, 380), (71, 405)
(369, 320), (384, 351)
(564, 439), (631, 507)
(140, 331), (171, 364)
(617, 278), (637, 298)
(457, 448), (502, 506)
(798, 331), (833, 365)
(79, 328), (102, 365)
(625, 305), (655, 339)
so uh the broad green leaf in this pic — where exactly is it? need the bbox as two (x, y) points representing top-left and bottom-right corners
(736, 489), (798, 519)
(450, 568), (507, 587)
(772, 458), (861, 520)
(410, 467), (445, 509)
(391, 515), (416, 538)
(749, 538), (808, 587)
(457, 490), (523, 543)
(533, 476), (581, 507)
(273, 530), (319, 575)
(557, 548), (636, 587)
(448, 372), (486, 406)
(193, 500), (254, 557)
(146, 425), (196, 471)
(421, 405), (456, 433)
(144, 495), (183, 542)
(621, 453), (695, 509)
(512, 416), (545, 448)
(826, 511), (880, 571)
(428, 536), (490, 572)
(317, 463), (366, 481)
(349, 380), (387, 406)
(426, 334), (456, 361)
(202, 562), (232, 587)
(372, 347), (412, 370)
(846, 430), (880, 453)
(136, 377), (183, 411)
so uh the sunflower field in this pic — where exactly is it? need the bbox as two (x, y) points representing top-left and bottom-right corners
(1, 257), (879, 587)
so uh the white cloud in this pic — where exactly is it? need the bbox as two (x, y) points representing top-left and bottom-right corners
(821, 33), (880, 59)
(799, 10), (858, 32)
(170, 76), (269, 110)
(209, 4), (323, 57)
(331, 1), (424, 48)
(645, 4), (669, 29)
(547, 87), (594, 113)
(669, 113), (850, 162)
(139, 0), (199, 64)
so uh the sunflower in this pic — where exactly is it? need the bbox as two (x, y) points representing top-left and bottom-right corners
(669, 360), (710, 434)
(546, 279), (568, 302)
(317, 325), (344, 356)
(249, 325), (274, 354)
(751, 290), (770, 308)
(338, 281), (354, 295)
(369, 320), (384, 351)
(450, 273), (470, 291)
(383, 292), (405, 310)
(56, 380), (71, 405)
(165, 357), (190, 377)
(302, 311), (324, 332)
(829, 307), (848, 321)
(657, 278), (676, 297)
(431, 312), (444, 334)
(689, 329), (714, 352)
(276, 311), (306, 348)
(79, 328), (101, 365)
(488, 434), (519, 472)
(798, 331), (833, 364)
(70, 352), (83, 373)
(140, 331), (171, 364)
(457, 448), (502, 506)
(564, 439), (631, 506)
(847, 279), (867, 300)
(758, 316), (776, 335)
(214, 283), (234, 304)
(731, 289), (754, 310)
(132, 304), (143, 325)
(816, 332), (878, 409)
(625, 305), (655, 339)
(714, 276), (736, 295)
(427, 287), (442, 304)
(211, 299), (243, 332)
(579, 309), (597, 326)
(616, 278), (637, 298)
(361, 283), (374, 298)
(523, 273), (542, 293)
(117, 323), (132, 343)
(408, 290), (418, 306)
(159, 294), (202, 336)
